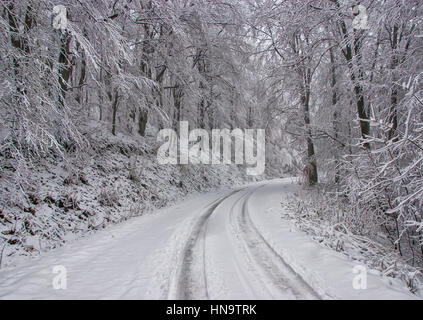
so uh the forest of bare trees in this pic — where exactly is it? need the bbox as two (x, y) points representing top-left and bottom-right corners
(1, 0), (422, 268)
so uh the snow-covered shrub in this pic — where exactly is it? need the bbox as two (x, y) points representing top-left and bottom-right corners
(97, 189), (119, 207)
(282, 188), (423, 294)
(338, 71), (423, 268)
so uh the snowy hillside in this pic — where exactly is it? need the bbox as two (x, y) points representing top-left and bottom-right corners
(0, 123), (255, 268)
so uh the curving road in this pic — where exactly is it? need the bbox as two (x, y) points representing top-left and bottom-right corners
(167, 186), (319, 300)
(0, 179), (416, 300)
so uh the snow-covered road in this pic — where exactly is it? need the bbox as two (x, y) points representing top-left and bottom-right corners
(0, 179), (418, 299)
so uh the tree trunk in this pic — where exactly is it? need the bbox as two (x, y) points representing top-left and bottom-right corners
(335, 1), (370, 149)
(58, 31), (72, 107)
(111, 88), (119, 136)
(388, 25), (400, 141)
(301, 69), (318, 185)
(329, 47), (340, 184)
(138, 110), (148, 136)
(172, 85), (183, 133)
(75, 32), (87, 105)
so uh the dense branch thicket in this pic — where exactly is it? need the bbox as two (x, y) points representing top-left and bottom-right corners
(243, 0), (423, 265)
(1, 0), (423, 267)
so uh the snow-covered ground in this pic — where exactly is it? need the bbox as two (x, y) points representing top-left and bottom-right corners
(0, 179), (418, 299)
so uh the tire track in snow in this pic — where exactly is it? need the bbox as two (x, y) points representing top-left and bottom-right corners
(229, 187), (321, 300)
(167, 189), (241, 300)
(168, 185), (320, 300)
